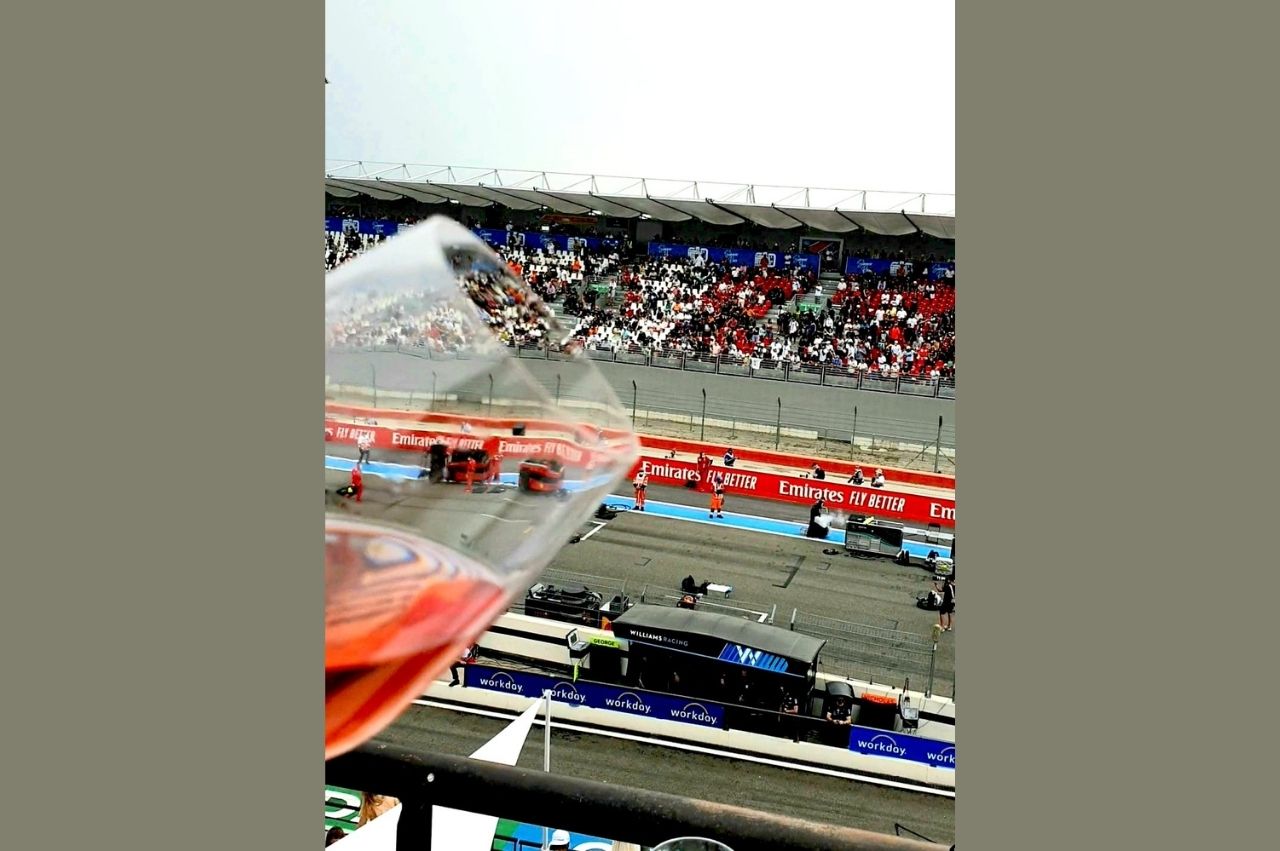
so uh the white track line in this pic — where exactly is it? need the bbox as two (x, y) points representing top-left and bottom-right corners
(576, 521), (608, 541)
(410, 696), (954, 799)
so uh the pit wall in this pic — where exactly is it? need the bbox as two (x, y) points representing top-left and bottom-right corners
(324, 409), (955, 527)
(473, 612), (955, 760)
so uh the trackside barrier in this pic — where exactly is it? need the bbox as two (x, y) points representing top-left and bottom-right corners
(633, 457), (955, 527)
(323, 400), (954, 490)
(465, 664), (955, 771)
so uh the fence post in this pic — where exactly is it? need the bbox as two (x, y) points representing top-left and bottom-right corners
(631, 380), (637, 426)
(488, 373), (494, 415)
(775, 397), (782, 450)
(370, 363), (378, 410)
(850, 405), (858, 460)
(431, 371), (437, 408)
(700, 388), (707, 441)
(935, 416), (943, 474)
(926, 640), (937, 698)
(555, 374), (561, 405)
(789, 608), (797, 631)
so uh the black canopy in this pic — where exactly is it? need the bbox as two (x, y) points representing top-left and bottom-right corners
(611, 605), (826, 675)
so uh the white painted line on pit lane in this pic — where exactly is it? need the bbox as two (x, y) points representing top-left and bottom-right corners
(410, 696), (954, 799)
(576, 521), (608, 541)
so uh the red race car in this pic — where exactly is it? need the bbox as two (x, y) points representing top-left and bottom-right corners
(444, 449), (499, 484)
(518, 457), (565, 493)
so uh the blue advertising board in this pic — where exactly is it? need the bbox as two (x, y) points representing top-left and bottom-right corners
(323, 220), (621, 252)
(467, 665), (723, 729)
(847, 724), (956, 770)
(324, 216), (401, 236)
(647, 242), (822, 273)
(488, 230), (620, 252)
(844, 257), (955, 280)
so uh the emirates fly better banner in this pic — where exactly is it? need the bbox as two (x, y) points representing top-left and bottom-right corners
(324, 422), (954, 526)
(633, 457), (955, 526)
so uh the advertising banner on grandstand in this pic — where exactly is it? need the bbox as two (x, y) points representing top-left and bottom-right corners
(647, 242), (822, 273)
(631, 457), (955, 526)
(847, 724), (955, 770)
(325, 216), (402, 237)
(844, 257), (955, 280)
(467, 665), (725, 728)
(474, 227), (510, 247)
(472, 228), (621, 253)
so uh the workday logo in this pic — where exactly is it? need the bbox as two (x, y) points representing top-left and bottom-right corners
(476, 671), (525, 695)
(549, 681), (588, 706)
(717, 644), (789, 673)
(603, 691), (651, 715)
(926, 746), (956, 768)
(854, 734), (908, 759)
(668, 702), (717, 725)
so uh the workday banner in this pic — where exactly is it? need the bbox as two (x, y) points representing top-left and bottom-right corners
(847, 724), (956, 770)
(467, 665), (724, 729)
(648, 242), (822, 273)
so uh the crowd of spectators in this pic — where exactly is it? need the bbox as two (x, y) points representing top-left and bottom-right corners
(323, 220), (956, 379)
(566, 256), (815, 358)
(327, 252), (558, 353)
(772, 276), (956, 380)
(325, 231), (390, 271)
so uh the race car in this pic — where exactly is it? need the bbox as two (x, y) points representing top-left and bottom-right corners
(517, 457), (565, 493)
(444, 449), (499, 483)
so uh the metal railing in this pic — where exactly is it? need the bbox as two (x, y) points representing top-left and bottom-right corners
(326, 744), (947, 851)
(514, 340), (956, 399)
(325, 345), (956, 471)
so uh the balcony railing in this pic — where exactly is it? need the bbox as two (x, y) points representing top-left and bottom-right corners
(326, 743), (950, 851)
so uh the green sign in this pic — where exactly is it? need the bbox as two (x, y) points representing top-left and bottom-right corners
(325, 786), (362, 841)
(588, 635), (622, 649)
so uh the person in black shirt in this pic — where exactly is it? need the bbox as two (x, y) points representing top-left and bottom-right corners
(806, 498), (830, 538)
(937, 577), (956, 631)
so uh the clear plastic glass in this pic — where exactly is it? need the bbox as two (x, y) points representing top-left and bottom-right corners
(652, 839), (735, 851)
(324, 217), (638, 758)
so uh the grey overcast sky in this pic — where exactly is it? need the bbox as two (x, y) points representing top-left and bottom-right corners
(325, 1), (954, 196)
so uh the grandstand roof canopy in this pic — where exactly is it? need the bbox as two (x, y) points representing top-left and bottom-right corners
(325, 161), (956, 239)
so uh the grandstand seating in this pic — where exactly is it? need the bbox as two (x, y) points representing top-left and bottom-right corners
(324, 221), (955, 379)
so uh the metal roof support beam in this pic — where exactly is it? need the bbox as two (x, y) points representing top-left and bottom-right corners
(834, 208), (865, 232)
(379, 179), (493, 206)
(644, 195), (700, 221)
(324, 179), (408, 200)
(590, 192), (647, 217)
(772, 205), (809, 229)
(704, 199), (746, 225)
